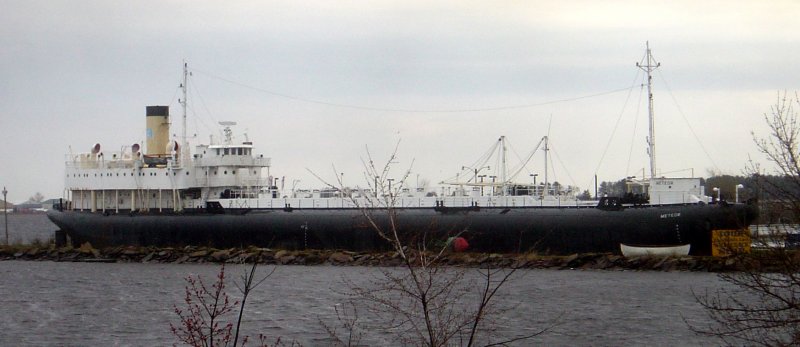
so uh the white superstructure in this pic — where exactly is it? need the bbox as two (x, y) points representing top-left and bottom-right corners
(63, 119), (272, 212)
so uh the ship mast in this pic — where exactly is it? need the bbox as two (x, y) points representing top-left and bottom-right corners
(636, 42), (660, 179)
(500, 135), (507, 195)
(543, 135), (549, 197)
(179, 61), (189, 167)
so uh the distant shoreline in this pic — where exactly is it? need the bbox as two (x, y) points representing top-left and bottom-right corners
(0, 243), (754, 272)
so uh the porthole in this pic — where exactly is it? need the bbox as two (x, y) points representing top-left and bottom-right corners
(224, 171), (228, 175)
(232, 170), (236, 174)
(186, 172), (190, 175)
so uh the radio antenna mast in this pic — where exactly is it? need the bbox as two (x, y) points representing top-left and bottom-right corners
(636, 42), (660, 179)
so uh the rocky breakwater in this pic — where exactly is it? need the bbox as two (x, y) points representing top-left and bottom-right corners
(0, 243), (751, 272)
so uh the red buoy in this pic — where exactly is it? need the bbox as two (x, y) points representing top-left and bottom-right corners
(452, 237), (469, 252)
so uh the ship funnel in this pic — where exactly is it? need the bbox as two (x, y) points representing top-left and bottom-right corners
(91, 143), (101, 154)
(145, 106), (170, 155)
(132, 143), (140, 154)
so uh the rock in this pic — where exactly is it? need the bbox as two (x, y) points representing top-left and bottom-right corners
(562, 253), (579, 267)
(78, 242), (95, 255)
(275, 250), (289, 259)
(211, 250), (230, 261)
(278, 255), (296, 265)
(383, 257), (403, 266)
(593, 257), (609, 269)
(225, 252), (253, 264)
(142, 252), (155, 262)
(174, 255), (190, 264)
(724, 257), (737, 267)
(660, 259), (677, 271)
(328, 252), (354, 264)
(607, 255), (622, 265)
(189, 250), (209, 258)
(475, 255), (489, 264)
(512, 259), (528, 268)
(91, 249), (102, 259)
(122, 247), (140, 256)
(652, 257), (668, 270)
(304, 253), (323, 265)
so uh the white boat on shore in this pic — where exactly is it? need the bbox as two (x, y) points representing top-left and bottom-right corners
(620, 243), (691, 257)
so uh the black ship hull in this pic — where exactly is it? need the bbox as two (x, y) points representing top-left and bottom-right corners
(47, 201), (758, 255)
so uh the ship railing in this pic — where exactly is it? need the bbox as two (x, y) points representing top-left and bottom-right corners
(65, 153), (138, 170)
(196, 177), (269, 188)
(213, 195), (596, 209)
(193, 156), (271, 168)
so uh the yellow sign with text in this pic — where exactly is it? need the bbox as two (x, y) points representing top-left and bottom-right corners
(712, 229), (751, 257)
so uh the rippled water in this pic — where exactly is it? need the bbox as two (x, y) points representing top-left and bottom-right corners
(0, 214), (733, 346)
(0, 261), (731, 346)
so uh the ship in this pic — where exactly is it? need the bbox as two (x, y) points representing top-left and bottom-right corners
(47, 46), (758, 255)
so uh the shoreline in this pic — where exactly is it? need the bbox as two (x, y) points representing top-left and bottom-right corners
(0, 243), (749, 272)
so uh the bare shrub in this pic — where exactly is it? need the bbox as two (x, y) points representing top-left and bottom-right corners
(690, 93), (800, 346)
(323, 143), (555, 346)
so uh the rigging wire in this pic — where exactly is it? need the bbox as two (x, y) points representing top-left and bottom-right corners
(550, 145), (579, 193)
(439, 138), (499, 184)
(625, 81), (646, 176)
(190, 67), (634, 114)
(187, 74), (220, 136)
(592, 69), (642, 179)
(167, 85), (181, 109)
(505, 137), (537, 181)
(656, 70), (721, 173)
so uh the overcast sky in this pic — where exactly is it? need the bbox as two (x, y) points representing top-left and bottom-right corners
(1, 1), (798, 202)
